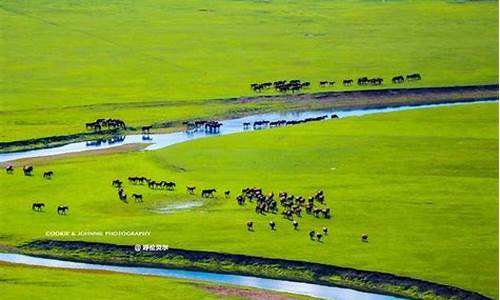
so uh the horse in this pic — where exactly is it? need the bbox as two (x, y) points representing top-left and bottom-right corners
(57, 205), (69, 215)
(269, 221), (276, 231)
(224, 190), (230, 198)
(343, 79), (353, 86)
(316, 233), (323, 242)
(323, 226), (328, 235)
(142, 125), (152, 133)
(165, 181), (176, 190)
(246, 221), (254, 231)
(201, 188), (216, 198)
(5, 165), (13, 174)
(292, 220), (299, 230)
(43, 171), (54, 179)
(32, 203), (45, 211)
(392, 75), (404, 84)
(132, 194), (143, 202)
(331, 114), (339, 119)
(406, 73), (421, 81)
(309, 230), (316, 240)
(119, 192), (127, 202)
(186, 186), (196, 194)
(361, 233), (368, 242)
(23, 165), (33, 176)
(112, 179), (122, 188)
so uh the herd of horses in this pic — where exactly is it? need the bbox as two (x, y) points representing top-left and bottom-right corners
(110, 176), (220, 204)
(238, 187), (340, 241)
(250, 73), (422, 93)
(5, 165), (68, 215)
(85, 118), (126, 132)
(5, 164), (369, 242)
(244, 114), (337, 130)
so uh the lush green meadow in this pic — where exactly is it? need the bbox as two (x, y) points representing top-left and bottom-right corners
(0, 103), (497, 297)
(0, 0), (498, 141)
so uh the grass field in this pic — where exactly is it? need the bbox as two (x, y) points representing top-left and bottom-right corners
(0, 0), (498, 141)
(0, 103), (497, 297)
(0, 262), (314, 300)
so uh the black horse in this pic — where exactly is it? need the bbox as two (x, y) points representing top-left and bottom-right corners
(132, 194), (143, 202)
(142, 125), (153, 133)
(392, 75), (404, 84)
(5, 165), (13, 174)
(246, 221), (254, 231)
(224, 190), (230, 198)
(23, 165), (33, 176)
(32, 203), (45, 211)
(201, 188), (216, 198)
(406, 73), (422, 81)
(343, 79), (353, 86)
(43, 171), (54, 179)
(57, 205), (69, 215)
(186, 186), (196, 194)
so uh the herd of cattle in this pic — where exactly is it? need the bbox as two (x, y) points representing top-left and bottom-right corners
(5, 165), (69, 215)
(5, 164), (369, 242)
(250, 73), (422, 93)
(85, 118), (126, 132)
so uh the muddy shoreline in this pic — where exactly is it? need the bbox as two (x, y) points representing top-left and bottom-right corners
(1, 84), (497, 154)
(17, 240), (491, 300)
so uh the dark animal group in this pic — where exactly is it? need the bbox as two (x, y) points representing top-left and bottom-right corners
(183, 120), (223, 133)
(251, 79), (311, 93)
(251, 73), (422, 93)
(6, 165), (53, 179)
(5, 165), (69, 215)
(245, 114), (336, 130)
(85, 118), (126, 132)
(31, 203), (69, 215)
(238, 188), (333, 241)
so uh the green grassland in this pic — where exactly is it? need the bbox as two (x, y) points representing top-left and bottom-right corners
(0, 104), (497, 297)
(0, 262), (314, 300)
(0, 0), (498, 141)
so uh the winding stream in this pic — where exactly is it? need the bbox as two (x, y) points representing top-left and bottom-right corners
(0, 99), (496, 163)
(0, 253), (405, 300)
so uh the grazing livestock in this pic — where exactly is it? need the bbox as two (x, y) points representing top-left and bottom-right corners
(224, 190), (231, 198)
(186, 186), (196, 194)
(132, 194), (143, 202)
(269, 221), (276, 231)
(247, 221), (254, 231)
(292, 220), (299, 230)
(243, 122), (251, 129)
(323, 226), (328, 235)
(142, 125), (152, 133)
(32, 203), (45, 211)
(406, 73), (421, 81)
(316, 233), (323, 242)
(5, 165), (13, 174)
(43, 171), (54, 179)
(57, 205), (69, 215)
(331, 114), (339, 119)
(86, 118), (126, 131)
(309, 230), (316, 240)
(361, 233), (368, 242)
(392, 75), (404, 84)
(119, 192), (127, 202)
(343, 79), (353, 86)
(236, 194), (245, 205)
(112, 179), (123, 188)
(201, 188), (216, 198)
(23, 165), (33, 176)
(205, 121), (222, 133)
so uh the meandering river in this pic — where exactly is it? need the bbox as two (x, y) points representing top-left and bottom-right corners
(0, 253), (406, 300)
(0, 100), (496, 163)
